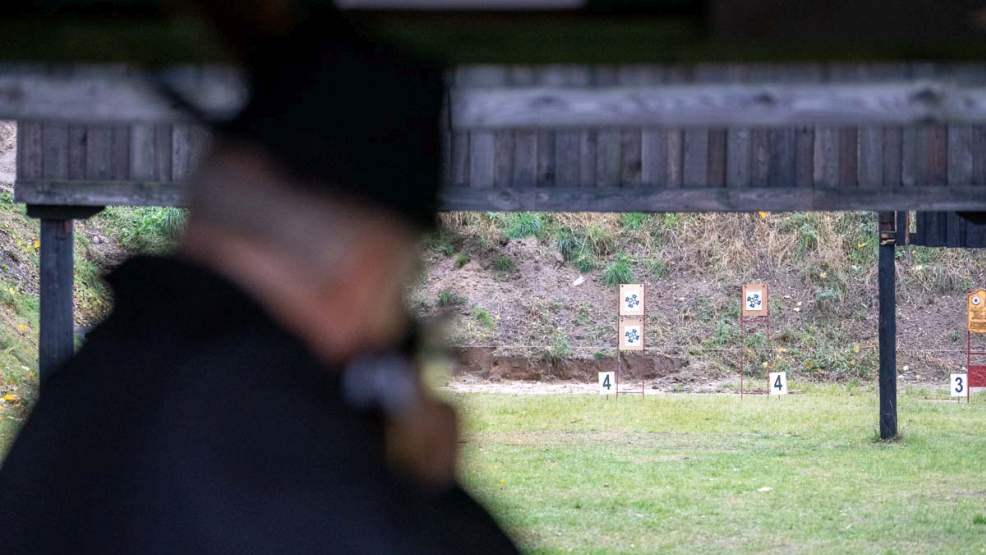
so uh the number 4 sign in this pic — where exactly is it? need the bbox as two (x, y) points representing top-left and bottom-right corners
(598, 372), (615, 395)
(951, 373), (967, 397)
(768, 372), (788, 395)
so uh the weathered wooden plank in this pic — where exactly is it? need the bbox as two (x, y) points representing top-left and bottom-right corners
(974, 127), (986, 185)
(451, 132), (470, 187)
(129, 124), (157, 181)
(451, 82), (986, 129)
(813, 126), (839, 188)
(536, 130), (555, 186)
(440, 184), (986, 212)
(84, 125), (112, 180)
(751, 128), (769, 187)
(578, 130), (596, 186)
(620, 130), (642, 186)
(153, 124), (173, 182)
(493, 130), (513, 186)
(768, 128), (796, 187)
(469, 131), (496, 188)
(17, 178), (986, 213)
(640, 128), (667, 187)
(883, 128), (902, 187)
(15, 179), (186, 207)
(554, 130), (580, 188)
(596, 130), (622, 187)
(726, 128), (751, 187)
(512, 131), (537, 187)
(707, 129), (726, 187)
(948, 125), (974, 185)
(171, 124), (194, 182)
(41, 123), (69, 179)
(0, 67), (247, 123)
(67, 125), (87, 179)
(666, 129), (683, 188)
(794, 126), (814, 188)
(838, 127), (858, 187)
(682, 128), (708, 186)
(110, 125), (130, 180)
(16, 121), (42, 180)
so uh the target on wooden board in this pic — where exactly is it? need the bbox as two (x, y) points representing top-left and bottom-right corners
(619, 284), (644, 316)
(619, 318), (644, 351)
(741, 283), (768, 317)
(969, 289), (986, 334)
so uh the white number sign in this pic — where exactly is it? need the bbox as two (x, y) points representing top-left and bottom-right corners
(768, 372), (788, 395)
(950, 373), (967, 397)
(598, 371), (615, 394)
(619, 284), (644, 316)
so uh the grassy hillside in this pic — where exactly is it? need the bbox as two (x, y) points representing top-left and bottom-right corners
(414, 212), (986, 385)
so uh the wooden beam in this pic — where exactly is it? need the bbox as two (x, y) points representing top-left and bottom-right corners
(451, 82), (986, 129)
(8, 69), (986, 128)
(17, 179), (986, 211)
(441, 185), (986, 212)
(15, 179), (187, 207)
(0, 66), (246, 123)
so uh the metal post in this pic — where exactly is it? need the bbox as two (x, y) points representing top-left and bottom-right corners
(878, 212), (898, 439)
(38, 218), (75, 381)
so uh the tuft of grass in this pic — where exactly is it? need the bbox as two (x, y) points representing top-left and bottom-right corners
(647, 257), (669, 280)
(473, 308), (496, 330)
(97, 207), (186, 254)
(454, 252), (471, 268)
(500, 213), (545, 240)
(619, 212), (647, 230)
(493, 255), (516, 273)
(974, 515), (986, 525)
(437, 289), (466, 307)
(602, 253), (634, 286)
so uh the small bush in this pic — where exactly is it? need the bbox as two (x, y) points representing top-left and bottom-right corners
(547, 333), (571, 362)
(437, 289), (466, 307)
(493, 255), (516, 273)
(602, 253), (634, 286)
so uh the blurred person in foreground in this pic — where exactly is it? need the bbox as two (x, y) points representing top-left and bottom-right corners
(0, 11), (518, 555)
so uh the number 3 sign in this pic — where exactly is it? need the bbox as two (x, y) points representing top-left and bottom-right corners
(951, 373), (967, 397)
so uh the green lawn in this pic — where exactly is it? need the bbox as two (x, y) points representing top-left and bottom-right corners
(454, 386), (986, 554)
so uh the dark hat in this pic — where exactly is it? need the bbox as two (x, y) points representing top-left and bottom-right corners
(223, 13), (445, 230)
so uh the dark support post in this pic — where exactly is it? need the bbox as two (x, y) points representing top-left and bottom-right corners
(28, 205), (103, 384)
(38, 219), (75, 380)
(878, 212), (898, 440)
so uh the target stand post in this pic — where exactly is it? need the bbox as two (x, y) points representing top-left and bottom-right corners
(617, 284), (646, 397)
(967, 289), (986, 403)
(739, 283), (771, 398)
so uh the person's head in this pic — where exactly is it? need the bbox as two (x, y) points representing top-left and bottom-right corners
(181, 14), (445, 364)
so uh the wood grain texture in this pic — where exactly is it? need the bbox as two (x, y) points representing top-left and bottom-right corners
(451, 82), (986, 129)
(440, 184), (986, 212)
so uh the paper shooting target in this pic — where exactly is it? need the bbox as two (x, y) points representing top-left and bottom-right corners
(969, 289), (986, 334)
(619, 284), (644, 316)
(741, 283), (769, 318)
(619, 318), (644, 351)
